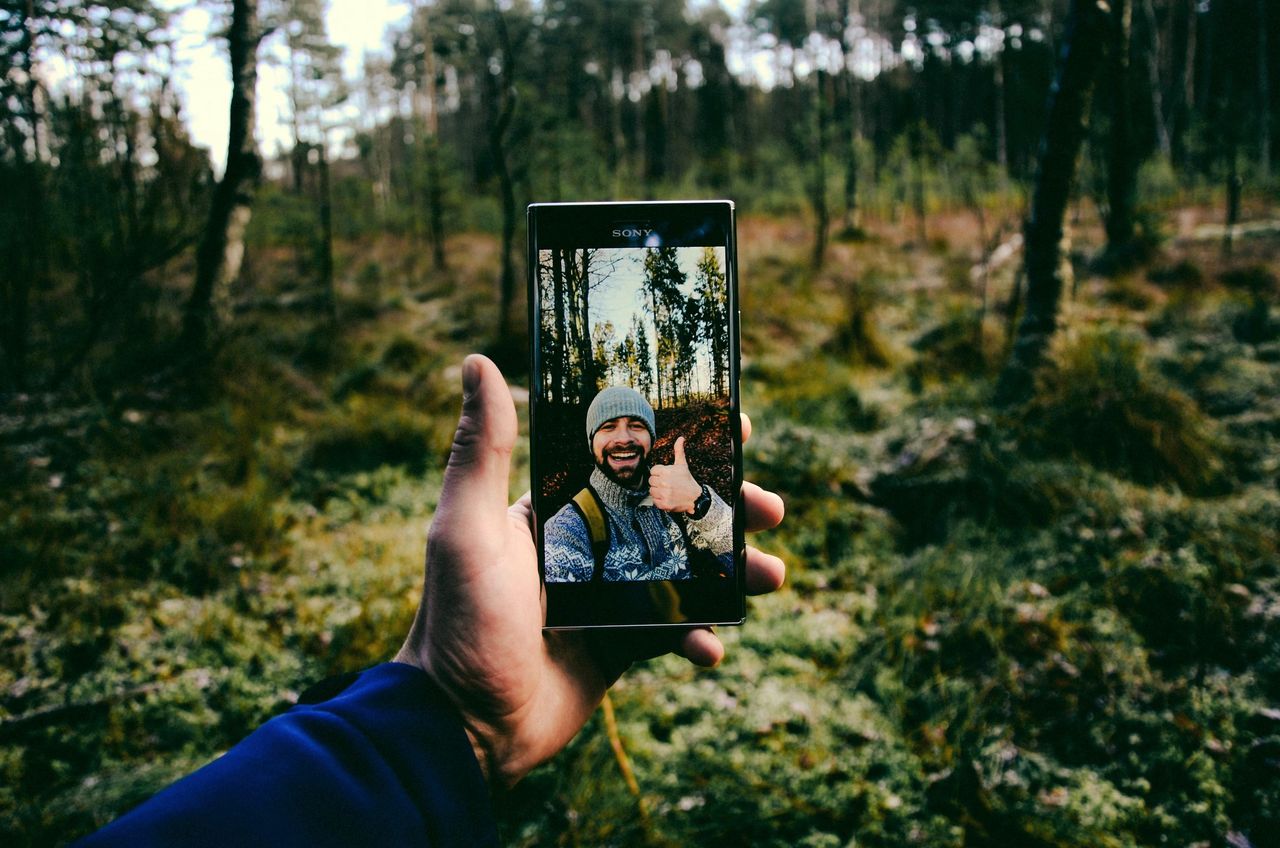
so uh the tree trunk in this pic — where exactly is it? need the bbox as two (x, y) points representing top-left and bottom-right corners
(552, 248), (566, 404)
(579, 251), (594, 400)
(992, 1), (1010, 173)
(425, 141), (446, 270)
(1168, 0), (1195, 166)
(421, 4), (447, 270)
(647, 284), (662, 409)
(842, 70), (862, 232)
(912, 123), (928, 245)
(811, 70), (830, 268)
(317, 139), (336, 325)
(1141, 0), (1171, 159)
(644, 82), (667, 187)
(0, 1), (44, 390)
(1258, 0), (1272, 180)
(1104, 0), (1138, 266)
(1224, 152), (1241, 256)
(997, 0), (1110, 405)
(181, 0), (261, 355)
(289, 48), (305, 195)
(488, 9), (518, 342)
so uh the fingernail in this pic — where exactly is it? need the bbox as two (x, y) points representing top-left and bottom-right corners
(462, 356), (481, 400)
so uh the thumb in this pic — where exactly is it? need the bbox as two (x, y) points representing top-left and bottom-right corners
(673, 436), (687, 466)
(437, 354), (518, 523)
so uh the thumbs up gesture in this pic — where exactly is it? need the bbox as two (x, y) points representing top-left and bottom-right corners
(649, 436), (703, 514)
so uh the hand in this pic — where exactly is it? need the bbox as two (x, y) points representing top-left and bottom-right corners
(649, 436), (704, 514)
(395, 355), (786, 789)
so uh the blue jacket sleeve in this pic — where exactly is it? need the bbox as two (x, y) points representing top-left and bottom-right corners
(77, 663), (498, 847)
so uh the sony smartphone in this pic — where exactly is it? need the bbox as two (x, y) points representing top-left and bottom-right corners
(528, 201), (745, 629)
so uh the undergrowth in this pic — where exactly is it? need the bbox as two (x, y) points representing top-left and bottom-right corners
(3, 219), (1279, 846)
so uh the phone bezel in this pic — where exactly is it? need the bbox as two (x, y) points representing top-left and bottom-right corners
(527, 200), (746, 630)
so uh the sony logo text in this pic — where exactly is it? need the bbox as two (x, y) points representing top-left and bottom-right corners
(611, 228), (653, 238)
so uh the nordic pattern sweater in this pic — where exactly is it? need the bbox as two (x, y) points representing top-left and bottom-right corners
(543, 467), (733, 582)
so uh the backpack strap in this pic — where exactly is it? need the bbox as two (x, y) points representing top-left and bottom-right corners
(570, 487), (610, 582)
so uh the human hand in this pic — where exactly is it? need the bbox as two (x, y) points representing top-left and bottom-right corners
(395, 355), (786, 789)
(649, 436), (704, 514)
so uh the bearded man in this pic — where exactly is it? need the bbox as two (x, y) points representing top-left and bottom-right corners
(543, 386), (733, 582)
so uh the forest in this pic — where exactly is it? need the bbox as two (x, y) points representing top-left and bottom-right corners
(1, 0), (1278, 844)
(537, 245), (730, 408)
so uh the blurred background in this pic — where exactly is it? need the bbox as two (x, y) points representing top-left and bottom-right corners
(1, 0), (1278, 844)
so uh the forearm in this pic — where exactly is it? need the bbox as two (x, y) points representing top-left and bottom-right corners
(685, 488), (732, 557)
(78, 664), (497, 848)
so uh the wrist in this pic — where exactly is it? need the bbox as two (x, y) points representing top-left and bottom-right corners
(688, 483), (711, 519)
(392, 640), (499, 788)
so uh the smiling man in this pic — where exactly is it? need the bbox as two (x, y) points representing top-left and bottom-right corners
(543, 386), (733, 583)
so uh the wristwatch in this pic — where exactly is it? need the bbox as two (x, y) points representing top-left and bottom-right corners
(690, 484), (712, 520)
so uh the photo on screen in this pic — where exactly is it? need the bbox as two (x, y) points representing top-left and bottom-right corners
(536, 245), (734, 584)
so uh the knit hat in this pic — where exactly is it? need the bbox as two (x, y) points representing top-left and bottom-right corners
(585, 386), (656, 445)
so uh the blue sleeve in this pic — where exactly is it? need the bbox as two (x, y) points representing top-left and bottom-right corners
(77, 663), (498, 848)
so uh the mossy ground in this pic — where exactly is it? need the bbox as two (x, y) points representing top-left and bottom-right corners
(2, 205), (1279, 846)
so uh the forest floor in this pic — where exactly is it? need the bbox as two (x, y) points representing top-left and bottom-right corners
(2, 197), (1279, 846)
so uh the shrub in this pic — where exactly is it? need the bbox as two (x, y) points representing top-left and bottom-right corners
(301, 399), (434, 479)
(827, 274), (894, 368)
(1021, 328), (1227, 493)
(908, 303), (996, 387)
(1147, 260), (1204, 289)
(380, 336), (424, 371)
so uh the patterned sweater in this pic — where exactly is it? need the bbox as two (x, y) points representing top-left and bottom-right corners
(544, 468), (734, 582)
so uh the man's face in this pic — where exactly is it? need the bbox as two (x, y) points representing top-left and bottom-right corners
(591, 416), (652, 488)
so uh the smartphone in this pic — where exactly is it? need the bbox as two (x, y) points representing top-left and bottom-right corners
(528, 201), (745, 629)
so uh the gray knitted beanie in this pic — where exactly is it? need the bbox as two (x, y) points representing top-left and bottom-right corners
(585, 386), (656, 445)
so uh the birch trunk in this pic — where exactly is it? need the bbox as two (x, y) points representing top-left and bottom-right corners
(181, 0), (261, 355)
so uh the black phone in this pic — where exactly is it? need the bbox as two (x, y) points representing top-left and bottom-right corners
(527, 200), (745, 629)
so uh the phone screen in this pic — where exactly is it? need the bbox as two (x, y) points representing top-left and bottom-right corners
(528, 201), (745, 629)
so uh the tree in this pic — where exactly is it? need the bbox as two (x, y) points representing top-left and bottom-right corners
(592, 320), (617, 385)
(614, 326), (639, 388)
(634, 314), (654, 400)
(1100, 0), (1140, 268)
(273, 0), (347, 323)
(1257, 0), (1272, 180)
(479, 3), (522, 343)
(543, 246), (619, 404)
(754, 0), (843, 268)
(0, 0), (208, 390)
(694, 247), (729, 398)
(642, 247), (687, 408)
(181, 0), (265, 356)
(391, 0), (455, 268)
(997, 0), (1111, 405)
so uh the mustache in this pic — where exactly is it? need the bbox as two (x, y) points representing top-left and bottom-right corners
(603, 443), (646, 457)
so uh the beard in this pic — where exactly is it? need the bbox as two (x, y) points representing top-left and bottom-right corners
(596, 442), (648, 488)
